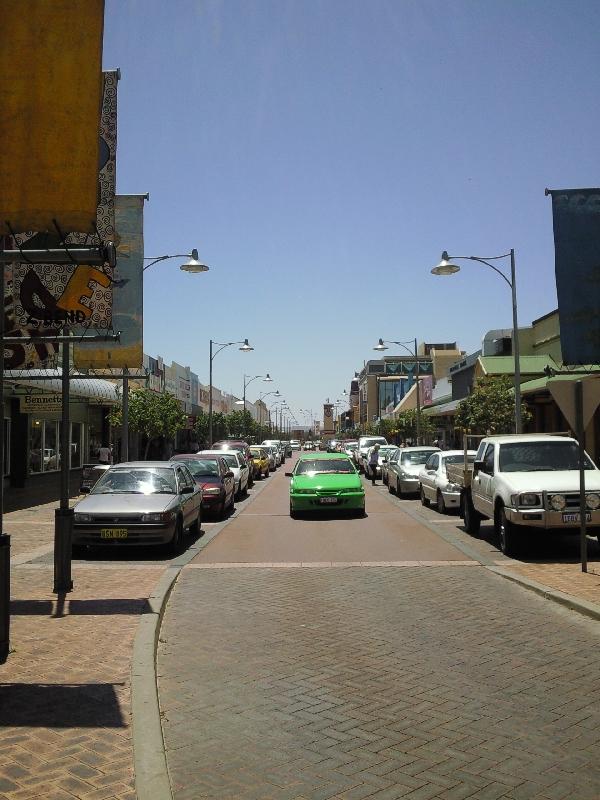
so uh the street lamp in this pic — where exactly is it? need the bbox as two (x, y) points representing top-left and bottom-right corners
(431, 249), (521, 433)
(374, 337), (421, 444)
(120, 248), (208, 461)
(243, 373), (272, 411)
(209, 339), (253, 445)
(269, 399), (285, 434)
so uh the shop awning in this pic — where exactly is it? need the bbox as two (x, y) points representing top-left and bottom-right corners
(5, 369), (119, 404)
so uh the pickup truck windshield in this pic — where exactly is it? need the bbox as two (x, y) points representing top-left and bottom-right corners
(499, 441), (596, 472)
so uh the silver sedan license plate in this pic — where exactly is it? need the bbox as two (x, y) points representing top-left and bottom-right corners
(319, 497), (338, 504)
(100, 528), (128, 538)
(562, 512), (591, 523)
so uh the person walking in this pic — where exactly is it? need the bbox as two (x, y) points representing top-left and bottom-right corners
(368, 444), (380, 486)
(98, 443), (113, 465)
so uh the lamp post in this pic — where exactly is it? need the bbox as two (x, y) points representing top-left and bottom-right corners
(431, 249), (521, 434)
(243, 373), (272, 411)
(258, 389), (280, 432)
(209, 339), (253, 445)
(269, 400), (285, 434)
(121, 249), (207, 461)
(374, 338), (421, 444)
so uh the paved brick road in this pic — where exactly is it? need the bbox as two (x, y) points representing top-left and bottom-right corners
(158, 467), (600, 800)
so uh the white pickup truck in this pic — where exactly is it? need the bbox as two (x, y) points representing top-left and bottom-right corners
(447, 434), (600, 556)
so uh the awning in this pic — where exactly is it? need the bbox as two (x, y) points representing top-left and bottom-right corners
(422, 398), (461, 416)
(5, 369), (119, 404)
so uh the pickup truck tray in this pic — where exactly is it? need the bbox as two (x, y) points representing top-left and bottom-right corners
(447, 462), (473, 489)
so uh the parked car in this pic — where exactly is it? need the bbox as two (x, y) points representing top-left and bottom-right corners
(373, 445), (399, 483)
(356, 436), (388, 473)
(387, 446), (441, 496)
(303, 441), (315, 451)
(201, 449), (249, 499)
(287, 453), (365, 518)
(249, 445), (270, 478)
(262, 440), (283, 465)
(290, 440), (301, 451)
(79, 463), (111, 493)
(211, 439), (255, 485)
(263, 446), (278, 470)
(171, 453), (235, 520)
(72, 461), (202, 553)
(418, 450), (477, 513)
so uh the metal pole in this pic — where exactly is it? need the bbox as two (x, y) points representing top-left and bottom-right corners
(208, 340), (213, 446)
(575, 380), (588, 573)
(510, 249), (522, 434)
(414, 338), (421, 445)
(0, 248), (8, 663)
(121, 368), (129, 462)
(54, 334), (73, 593)
(243, 375), (247, 412)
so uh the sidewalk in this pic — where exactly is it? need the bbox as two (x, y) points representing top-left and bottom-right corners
(2, 498), (600, 799)
(1, 500), (165, 800)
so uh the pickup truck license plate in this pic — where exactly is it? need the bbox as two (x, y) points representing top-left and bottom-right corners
(100, 528), (128, 538)
(319, 497), (338, 504)
(562, 512), (591, 523)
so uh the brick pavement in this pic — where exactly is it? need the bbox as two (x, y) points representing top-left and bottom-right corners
(1, 501), (166, 800)
(159, 564), (600, 800)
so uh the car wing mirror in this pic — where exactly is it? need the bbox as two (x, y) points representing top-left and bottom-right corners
(473, 459), (484, 476)
(285, 471), (293, 477)
(180, 485), (194, 494)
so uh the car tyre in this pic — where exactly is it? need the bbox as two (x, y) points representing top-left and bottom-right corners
(420, 486), (430, 507)
(396, 476), (403, 497)
(496, 504), (518, 557)
(216, 500), (226, 521)
(168, 518), (183, 555)
(463, 494), (481, 536)
(290, 502), (298, 519)
(437, 490), (447, 514)
(189, 510), (201, 536)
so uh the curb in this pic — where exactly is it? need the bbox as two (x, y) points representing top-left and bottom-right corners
(130, 469), (276, 800)
(487, 565), (600, 622)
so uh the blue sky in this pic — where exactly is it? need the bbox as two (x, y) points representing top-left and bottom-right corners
(103, 0), (600, 422)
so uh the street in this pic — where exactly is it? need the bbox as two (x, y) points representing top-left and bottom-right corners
(156, 456), (600, 800)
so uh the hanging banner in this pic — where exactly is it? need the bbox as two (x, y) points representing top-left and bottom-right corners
(547, 188), (600, 365)
(74, 194), (146, 369)
(0, 0), (104, 234)
(5, 71), (118, 370)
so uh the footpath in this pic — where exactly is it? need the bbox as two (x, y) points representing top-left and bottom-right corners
(1, 494), (600, 799)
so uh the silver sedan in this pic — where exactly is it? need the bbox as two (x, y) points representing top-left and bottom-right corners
(72, 461), (202, 553)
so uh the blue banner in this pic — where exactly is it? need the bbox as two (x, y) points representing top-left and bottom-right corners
(549, 188), (600, 364)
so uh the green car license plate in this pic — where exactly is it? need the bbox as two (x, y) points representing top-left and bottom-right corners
(319, 497), (338, 505)
(100, 528), (128, 538)
(562, 512), (591, 523)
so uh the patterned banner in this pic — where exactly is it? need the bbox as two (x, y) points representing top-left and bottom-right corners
(4, 71), (118, 370)
(548, 188), (600, 364)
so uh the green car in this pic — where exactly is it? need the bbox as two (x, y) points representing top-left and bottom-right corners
(287, 453), (365, 518)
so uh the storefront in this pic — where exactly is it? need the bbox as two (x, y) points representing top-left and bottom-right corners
(3, 371), (118, 507)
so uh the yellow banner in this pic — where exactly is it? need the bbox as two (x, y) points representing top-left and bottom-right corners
(0, 0), (104, 234)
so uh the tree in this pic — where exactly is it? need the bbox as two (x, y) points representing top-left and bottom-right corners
(455, 376), (532, 435)
(197, 411), (228, 445)
(226, 409), (256, 440)
(109, 389), (187, 458)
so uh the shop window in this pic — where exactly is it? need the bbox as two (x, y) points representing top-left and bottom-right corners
(71, 422), (83, 469)
(29, 419), (59, 473)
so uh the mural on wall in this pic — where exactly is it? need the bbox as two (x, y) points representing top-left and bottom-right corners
(5, 70), (118, 370)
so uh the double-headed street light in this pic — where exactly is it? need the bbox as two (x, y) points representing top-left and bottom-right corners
(243, 373), (272, 411)
(431, 249), (521, 433)
(209, 338), (253, 445)
(374, 337), (421, 444)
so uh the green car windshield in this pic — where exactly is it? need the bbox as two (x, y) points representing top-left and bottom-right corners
(295, 459), (355, 475)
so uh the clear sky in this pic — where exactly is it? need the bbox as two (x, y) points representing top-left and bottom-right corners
(103, 0), (600, 422)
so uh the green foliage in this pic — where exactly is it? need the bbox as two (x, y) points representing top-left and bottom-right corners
(455, 376), (532, 435)
(226, 409), (255, 439)
(109, 389), (187, 457)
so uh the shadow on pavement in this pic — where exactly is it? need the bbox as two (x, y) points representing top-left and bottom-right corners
(74, 529), (206, 562)
(0, 684), (125, 727)
(464, 520), (600, 563)
(10, 597), (152, 616)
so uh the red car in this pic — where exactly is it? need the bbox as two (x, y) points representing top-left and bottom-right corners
(171, 454), (235, 520)
(211, 439), (255, 486)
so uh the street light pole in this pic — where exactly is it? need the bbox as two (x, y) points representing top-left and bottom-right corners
(243, 373), (272, 411)
(431, 249), (521, 433)
(208, 339), (254, 445)
(374, 338), (421, 444)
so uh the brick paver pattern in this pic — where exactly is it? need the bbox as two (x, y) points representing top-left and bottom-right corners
(159, 566), (600, 800)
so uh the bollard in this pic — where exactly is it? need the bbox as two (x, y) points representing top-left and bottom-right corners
(54, 509), (74, 593)
(0, 534), (10, 664)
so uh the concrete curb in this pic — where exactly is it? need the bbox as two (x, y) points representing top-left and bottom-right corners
(487, 565), (600, 622)
(130, 470), (275, 800)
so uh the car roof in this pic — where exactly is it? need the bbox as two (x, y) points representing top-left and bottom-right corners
(113, 461), (178, 469)
(202, 449), (240, 456)
(398, 446), (440, 452)
(297, 452), (350, 460)
(480, 434), (575, 444)
(172, 453), (222, 460)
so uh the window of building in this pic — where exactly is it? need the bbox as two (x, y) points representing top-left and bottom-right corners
(29, 419), (85, 473)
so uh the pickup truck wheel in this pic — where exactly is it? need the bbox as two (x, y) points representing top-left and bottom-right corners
(463, 494), (481, 536)
(420, 486), (430, 507)
(437, 490), (447, 514)
(497, 505), (518, 557)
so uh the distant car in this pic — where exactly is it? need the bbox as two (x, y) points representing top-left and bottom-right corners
(287, 453), (365, 518)
(201, 449), (250, 499)
(171, 453), (236, 519)
(387, 446), (441, 497)
(249, 445), (270, 478)
(72, 461), (202, 553)
(419, 450), (477, 513)
(303, 441), (315, 451)
(356, 436), (388, 473)
(263, 446), (278, 470)
(211, 440), (255, 485)
(262, 440), (283, 466)
(290, 440), (301, 451)
(342, 441), (358, 458)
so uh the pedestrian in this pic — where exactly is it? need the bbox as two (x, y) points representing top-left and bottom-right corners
(368, 444), (380, 486)
(98, 442), (113, 465)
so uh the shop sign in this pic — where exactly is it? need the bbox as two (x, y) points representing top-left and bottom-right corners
(20, 394), (62, 414)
